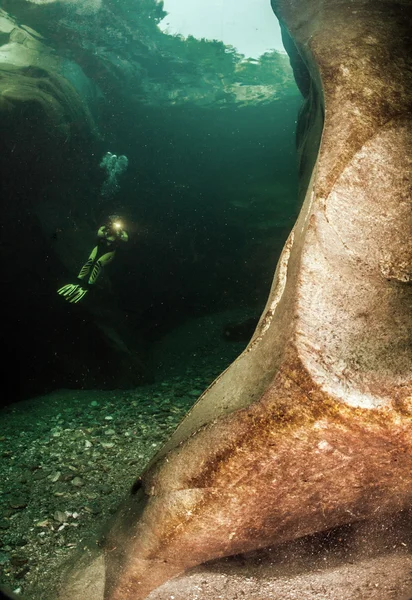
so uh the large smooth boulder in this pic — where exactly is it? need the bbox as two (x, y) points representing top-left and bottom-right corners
(59, 0), (412, 598)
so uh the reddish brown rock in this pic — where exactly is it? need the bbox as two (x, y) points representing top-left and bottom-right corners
(59, 0), (412, 598)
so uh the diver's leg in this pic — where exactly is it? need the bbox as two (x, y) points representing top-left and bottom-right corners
(77, 246), (99, 280)
(58, 246), (99, 303)
(57, 248), (116, 303)
(87, 251), (116, 285)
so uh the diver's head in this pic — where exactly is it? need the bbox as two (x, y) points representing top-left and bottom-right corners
(107, 214), (123, 232)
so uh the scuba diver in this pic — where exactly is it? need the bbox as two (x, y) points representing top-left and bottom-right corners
(57, 215), (128, 303)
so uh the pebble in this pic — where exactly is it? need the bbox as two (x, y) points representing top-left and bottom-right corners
(36, 520), (50, 528)
(9, 498), (28, 510)
(0, 519), (10, 529)
(10, 556), (28, 568)
(86, 502), (102, 515)
(19, 470), (32, 484)
(53, 511), (67, 524)
(71, 477), (84, 488)
(16, 565), (30, 579)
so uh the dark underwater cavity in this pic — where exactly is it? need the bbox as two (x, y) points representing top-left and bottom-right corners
(0, 1), (306, 403)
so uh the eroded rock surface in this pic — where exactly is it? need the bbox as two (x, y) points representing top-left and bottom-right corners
(58, 0), (412, 597)
(0, 9), (97, 140)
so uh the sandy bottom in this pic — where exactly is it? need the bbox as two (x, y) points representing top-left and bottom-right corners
(148, 526), (412, 600)
(149, 555), (412, 600)
(57, 517), (412, 600)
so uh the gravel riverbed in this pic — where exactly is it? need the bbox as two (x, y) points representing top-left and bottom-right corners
(0, 359), (229, 598)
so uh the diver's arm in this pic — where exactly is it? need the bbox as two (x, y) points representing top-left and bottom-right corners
(97, 226), (107, 238)
(120, 230), (129, 242)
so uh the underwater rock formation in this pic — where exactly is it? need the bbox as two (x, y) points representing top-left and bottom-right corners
(0, 9), (97, 140)
(57, 0), (412, 598)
